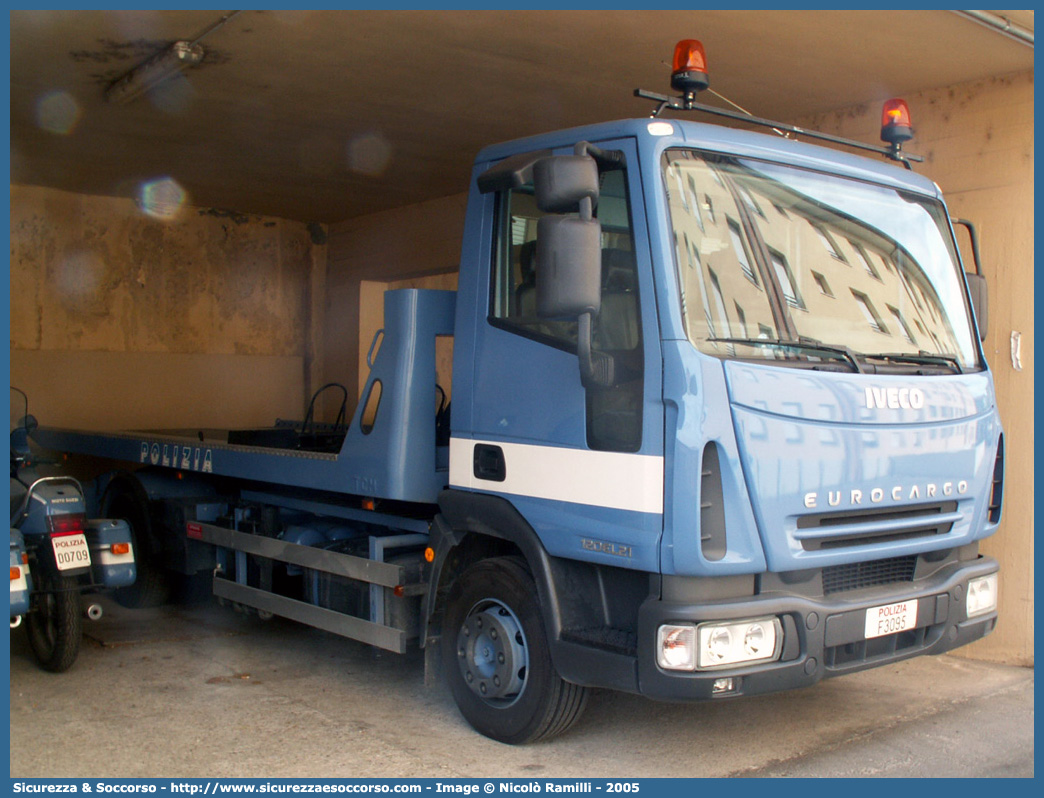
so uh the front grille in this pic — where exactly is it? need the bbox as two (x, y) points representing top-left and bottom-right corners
(796, 502), (957, 551)
(821, 555), (917, 595)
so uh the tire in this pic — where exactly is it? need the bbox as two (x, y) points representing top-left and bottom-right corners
(103, 477), (171, 608)
(442, 556), (589, 744)
(26, 572), (82, 673)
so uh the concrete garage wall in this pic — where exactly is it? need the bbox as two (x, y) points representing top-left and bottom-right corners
(790, 70), (1034, 666)
(10, 185), (322, 431)
(323, 73), (1032, 667)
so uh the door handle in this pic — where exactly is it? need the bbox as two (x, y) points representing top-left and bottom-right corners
(473, 444), (506, 482)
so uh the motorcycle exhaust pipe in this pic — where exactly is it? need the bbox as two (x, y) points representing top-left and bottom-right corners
(11, 615), (22, 629)
(85, 604), (104, 621)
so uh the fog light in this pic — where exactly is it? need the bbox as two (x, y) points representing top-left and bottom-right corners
(966, 574), (998, 618)
(697, 617), (782, 670)
(657, 624), (697, 671)
(712, 677), (738, 694)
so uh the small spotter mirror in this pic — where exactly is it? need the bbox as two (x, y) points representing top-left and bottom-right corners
(533, 156), (600, 214)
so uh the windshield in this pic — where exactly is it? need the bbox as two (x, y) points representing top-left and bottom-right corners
(662, 149), (980, 373)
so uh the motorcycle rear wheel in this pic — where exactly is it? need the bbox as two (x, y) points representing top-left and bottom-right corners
(26, 571), (82, 672)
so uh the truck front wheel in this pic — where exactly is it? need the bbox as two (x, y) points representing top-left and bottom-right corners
(442, 557), (588, 744)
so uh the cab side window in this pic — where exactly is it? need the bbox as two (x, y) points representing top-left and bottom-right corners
(490, 185), (577, 346)
(490, 169), (640, 353)
(488, 167), (644, 452)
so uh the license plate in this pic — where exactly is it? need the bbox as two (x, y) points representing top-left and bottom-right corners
(864, 599), (918, 639)
(52, 533), (91, 571)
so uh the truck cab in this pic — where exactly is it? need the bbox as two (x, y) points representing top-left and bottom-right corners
(438, 113), (1001, 724)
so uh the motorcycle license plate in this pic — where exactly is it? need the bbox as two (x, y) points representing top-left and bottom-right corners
(864, 599), (918, 639)
(52, 533), (91, 571)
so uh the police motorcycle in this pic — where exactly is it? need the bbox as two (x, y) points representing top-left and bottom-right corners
(10, 402), (137, 671)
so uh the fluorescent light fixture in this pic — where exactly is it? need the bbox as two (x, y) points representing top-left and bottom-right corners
(105, 41), (205, 105)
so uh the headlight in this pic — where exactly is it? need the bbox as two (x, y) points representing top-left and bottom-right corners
(657, 617), (783, 672)
(966, 574), (998, 618)
(697, 617), (782, 669)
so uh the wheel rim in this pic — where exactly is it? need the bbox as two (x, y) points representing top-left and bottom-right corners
(456, 598), (529, 707)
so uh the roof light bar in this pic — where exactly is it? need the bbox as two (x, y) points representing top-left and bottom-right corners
(634, 40), (922, 168)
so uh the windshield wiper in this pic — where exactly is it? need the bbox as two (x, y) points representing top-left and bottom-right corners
(706, 337), (864, 373)
(862, 352), (963, 374)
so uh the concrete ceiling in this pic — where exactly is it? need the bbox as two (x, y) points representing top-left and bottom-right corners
(10, 9), (1034, 225)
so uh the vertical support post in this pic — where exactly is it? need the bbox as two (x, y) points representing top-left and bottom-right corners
(368, 534), (429, 624)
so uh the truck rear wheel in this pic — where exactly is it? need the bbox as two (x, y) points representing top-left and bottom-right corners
(26, 572), (82, 672)
(442, 556), (588, 744)
(103, 477), (171, 608)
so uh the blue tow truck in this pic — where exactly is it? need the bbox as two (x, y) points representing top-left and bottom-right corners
(31, 41), (1003, 743)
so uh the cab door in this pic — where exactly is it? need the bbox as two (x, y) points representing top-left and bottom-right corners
(450, 137), (664, 572)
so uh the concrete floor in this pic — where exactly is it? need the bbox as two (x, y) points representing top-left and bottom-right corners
(9, 597), (1034, 779)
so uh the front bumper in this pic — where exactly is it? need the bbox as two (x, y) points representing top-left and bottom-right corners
(636, 555), (999, 701)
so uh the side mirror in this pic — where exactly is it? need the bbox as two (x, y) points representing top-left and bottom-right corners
(535, 216), (601, 319)
(951, 218), (987, 343)
(533, 155), (599, 214)
(532, 155), (602, 319)
(966, 272), (988, 342)
(531, 154), (613, 388)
